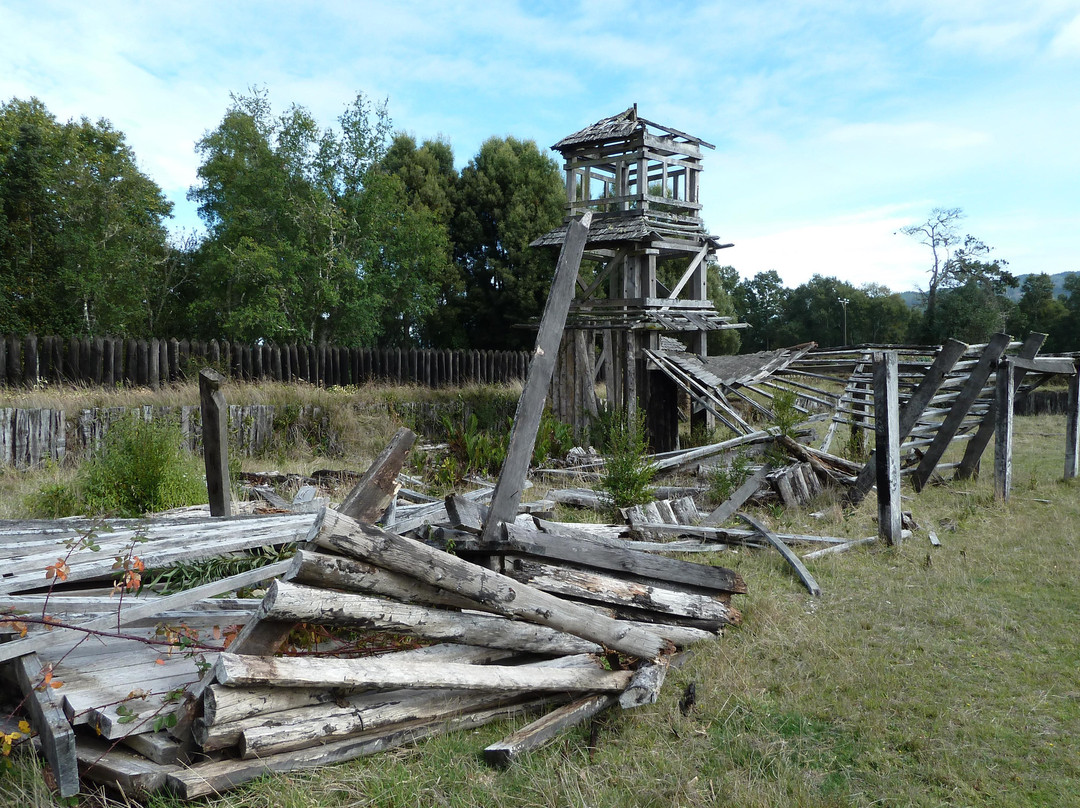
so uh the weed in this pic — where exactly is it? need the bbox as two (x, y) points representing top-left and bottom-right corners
(708, 451), (753, 504)
(768, 388), (803, 439)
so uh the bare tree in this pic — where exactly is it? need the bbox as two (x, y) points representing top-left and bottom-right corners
(899, 207), (964, 331)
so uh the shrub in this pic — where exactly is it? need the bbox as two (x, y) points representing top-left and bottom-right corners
(598, 407), (656, 513)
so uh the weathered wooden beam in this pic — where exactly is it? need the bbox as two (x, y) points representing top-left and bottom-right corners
(12, 652), (79, 798)
(483, 212), (592, 542)
(500, 523), (746, 594)
(802, 536), (878, 560)
(738, 511), (821, 597)
(215, 653), (632, 693)
(315, 509), (672, 659)
(259, 579), (603, 656)
(847, 339), (968, 504)
(338, 427), (416, 522)
(874, 351), (902, 546)
(169, 700), (551, 799)
(955, 332), (1044, 480)
(912, 333), (1011, 491)
(995, 358), (1015, 502)
(484, 693), (617, 768)
(199, 369), (231, 516)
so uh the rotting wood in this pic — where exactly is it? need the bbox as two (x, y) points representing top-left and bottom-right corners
(483, 692), (617, 768)
(12, 652), (79, 798)
(801, 536), (878, 560)
(618, 658), (670, 708)
(215, 653), (633, 693)
(738, 511), (821, 597)
(1067, 364), (1080, 480)
(500, 523), (746, 595)
(338, 427), (416, 522)
(315, 509), (673, 660)
(482, 212), (592, 543)
(259, 579), (603, 655)
(504, 558), (741, 625)
(168, 700), (551, 800)
(701, 464), (771, 526)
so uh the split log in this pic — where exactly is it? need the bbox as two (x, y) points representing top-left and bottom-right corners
(483, 693), (617, 768)
(618, 658), (670, 708)
(258, 579), (603, 656)
(702, 464), (771, 526)
(214, 653), (633, 693)
(503, 558), (740, 625)
(168, 699), (552, 800)
(500, 523), (746, 595)
(314, 509), (673, 660)
(338, 427), (415, 522)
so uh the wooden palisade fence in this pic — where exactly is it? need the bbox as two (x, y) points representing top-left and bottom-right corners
(0, 334), (530, 390)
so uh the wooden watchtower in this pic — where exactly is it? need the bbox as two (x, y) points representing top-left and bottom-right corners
(533, 106), (738, 451)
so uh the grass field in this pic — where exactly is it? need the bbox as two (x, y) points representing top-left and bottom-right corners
(3, 414), (1079, 807)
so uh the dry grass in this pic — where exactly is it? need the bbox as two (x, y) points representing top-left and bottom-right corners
(3, 415), (1080, 806)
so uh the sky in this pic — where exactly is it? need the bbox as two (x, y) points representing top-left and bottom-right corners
(1, 0), (1078, 294)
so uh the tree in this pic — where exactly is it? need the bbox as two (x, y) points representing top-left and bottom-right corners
(1007, 273), (1067, 351)
(451, 136), (565, 349)
(731, 270), (789, 351)
(901, 208), (1016, 340)
(0, 97), (174, 337)
(189, 90), (451, 346)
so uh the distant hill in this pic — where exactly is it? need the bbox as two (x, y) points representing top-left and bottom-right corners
(898, 271), (1079, 308)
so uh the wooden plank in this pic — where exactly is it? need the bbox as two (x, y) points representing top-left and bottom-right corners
(738, 512), (821, 597)
(338, 427), (416, 522)
(802, 536), (878, 560)
(77, 732), (178, 796)
(955, 332), (1045, 480)
(0, 559), (293, 663)
(12, 652), (79, 798)
(482, 211), (592, 542)
(874, 351), (902, 546)
(314, 509), (672, 660)
(484, 693), (617, 768)
(911, 333), (1011, 491)
(215, 653), (632, 693)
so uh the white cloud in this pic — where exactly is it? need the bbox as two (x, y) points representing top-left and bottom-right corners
(1049, 13), (1080, 56)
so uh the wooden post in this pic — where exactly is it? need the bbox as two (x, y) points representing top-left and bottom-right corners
(994, 358), (1014, 502)
(337, 427), (416, 522)
(13, 653), (79, 798)
(874, 351), (902, 545)
(23, 334), (38, 386)
(1066, 359), (1080, 480)
(481, 212), (592, 544)
(199, 369), (232, 517)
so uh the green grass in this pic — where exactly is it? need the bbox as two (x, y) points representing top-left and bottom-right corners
(4, 415), (1080, 806)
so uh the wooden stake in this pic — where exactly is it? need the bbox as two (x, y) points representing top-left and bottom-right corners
(338, 427), (415, 522)
(874, 351), (902, 545)
(1066, 360), (1080, 480)
(995, 358), (1015, 502)
(199, 369), (231, 517)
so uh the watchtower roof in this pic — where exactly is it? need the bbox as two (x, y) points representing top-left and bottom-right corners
(552, 105), (715, 153)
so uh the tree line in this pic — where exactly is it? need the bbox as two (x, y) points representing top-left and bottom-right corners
(2, 93), (1076, 354)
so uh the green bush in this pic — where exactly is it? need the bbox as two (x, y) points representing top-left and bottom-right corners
(26, 415), (208, 518)
(708, 451), (753, 505)
(597, 407), (656, 513)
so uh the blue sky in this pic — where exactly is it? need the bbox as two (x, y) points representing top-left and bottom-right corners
(2, 0), (1078, 293)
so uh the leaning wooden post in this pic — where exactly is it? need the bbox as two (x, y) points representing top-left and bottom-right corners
(1066, 359), (1080, 480)
(481, 211), (592, 543)
(873, 350), (902, 545)
(994, 358), (1015, 502)
(199, 368), (232, 516)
